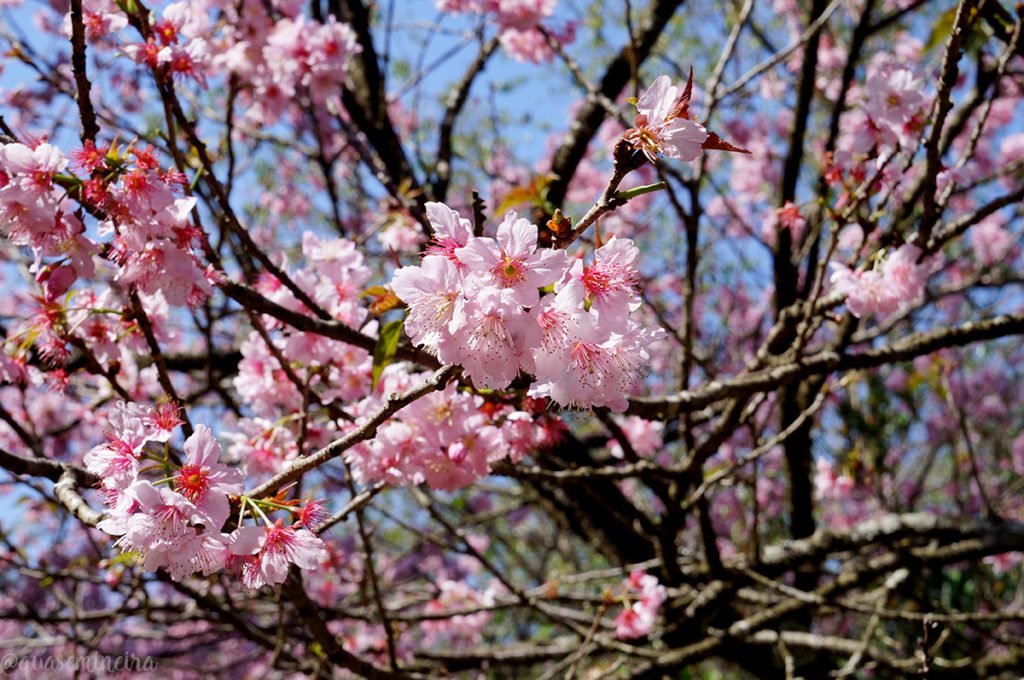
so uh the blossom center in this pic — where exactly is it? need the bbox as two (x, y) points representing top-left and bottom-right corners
(493, 254), (525, 286)
(582, 266), (613, 295)
(571, 341), (601, 375)
(175, 463), (209, 501)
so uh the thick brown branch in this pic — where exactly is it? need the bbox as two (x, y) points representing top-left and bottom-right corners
(628, 312), (1024, 419)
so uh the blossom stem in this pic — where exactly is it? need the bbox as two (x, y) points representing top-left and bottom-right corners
(242, 495), (273, 526)
(255, 498), (298, 513)
(612, 181), (667, 202)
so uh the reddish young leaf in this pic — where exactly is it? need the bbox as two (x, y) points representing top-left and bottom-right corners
(701, 131), (751, 154)
(671, 67), (695, 121)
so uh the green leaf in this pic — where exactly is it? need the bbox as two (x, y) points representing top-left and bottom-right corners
(371, 320), (403, 390)
(111, 551), (138, 566)
(188, 166), (204, 192)
(925, 7), (957, 53)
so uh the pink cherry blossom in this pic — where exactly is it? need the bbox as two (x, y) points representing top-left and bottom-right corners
(488, 0), (556, 30)
(499, 27), (555, 63)
(391, 255), (465, 354)
(84, 435), (143, 494)
(615, 605), (653, 639)
(881, 244), (932, 304)
(84, 401), (176, 494)
(100, 481), (228, 581)
(118, 239), (212, 307)
(566, 236), (641, 320)
(61, 0), (127, 39)
(531, 312), (663, 412)
(174, 425), (245, 529)
(230, 522), (328, 589)
(438, 287), (538, 389)
(608, 416), (664, 459)
(830, 267), (894, 318)
(527, 282), (588, 379)
(455, 211), (566, 307)
(774, 201), (806, 242)
(615, 570), (666, 639)
(971, 214), (1014, 266)
(624, 75), (708, 162)
(0, 142), (66, 185)
(416, 423), (503, 491)
(424, 201), (474, 263)
(375, 213), (424, 253)
(421, 579), (495, 647)
(435, 0), (569, 64)
(298, 500), (331, 531)
(348, 420), (425, 486)
(866, 66), (925, 133)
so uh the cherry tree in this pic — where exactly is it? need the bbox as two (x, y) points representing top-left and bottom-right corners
(1, 0), (1024, 677)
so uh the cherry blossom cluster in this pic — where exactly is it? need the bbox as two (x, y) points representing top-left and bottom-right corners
(826, 46), (930, 189)
(830, 244), (936, 318)
(232, 232), (375, 428)
(971, 213), (1016, 267)
(607, 416), (665, 460)
(435, 0), (575, 63)
(85, 1), (360, 125)
(225, 232), (379, 484)
(346, 370), (562, 491)
(860, 59), (927, 151)
(99, 151), (216, 307)
(228, 230), (565, 493)
(86, 402), (328, 586)
(614, 569), (666, 640)
(63, 0), (129, 41)
(214, 8), (360, 121)
(0, 140), (215, 309)
(122, 2), (212, 85)
(391, 202), (663, 412)
(0, 142), (96, 299)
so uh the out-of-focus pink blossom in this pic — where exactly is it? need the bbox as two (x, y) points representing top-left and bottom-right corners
(608, 416), (664, 459)
(971, 214), (1014, 266)
(830, 245), (934, 318)
(615, 570), (665, 639)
